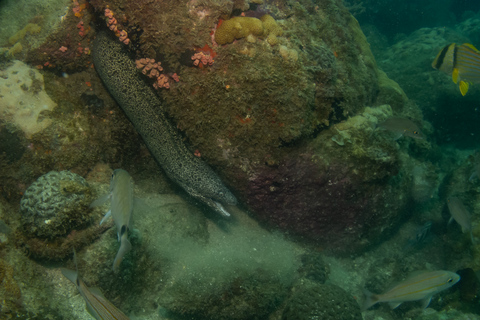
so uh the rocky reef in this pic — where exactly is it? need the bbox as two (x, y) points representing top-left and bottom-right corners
(0, 0), (451, 318)
(75, 0), (422, 253)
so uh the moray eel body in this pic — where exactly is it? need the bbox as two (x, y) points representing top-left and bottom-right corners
(92, 31), (237, 216)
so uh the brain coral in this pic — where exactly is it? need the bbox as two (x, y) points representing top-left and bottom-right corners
(20, 171), (93, 239)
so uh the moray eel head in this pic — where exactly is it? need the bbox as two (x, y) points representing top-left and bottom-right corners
(193, 184), (237, 217)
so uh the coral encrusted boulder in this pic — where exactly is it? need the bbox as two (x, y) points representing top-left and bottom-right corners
(86, 0), (420, 252)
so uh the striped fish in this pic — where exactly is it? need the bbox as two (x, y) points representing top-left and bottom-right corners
(432, 43), (480, 96)
(363, 270), (460, 310)
(61, 252), (130, 320)
(377, 117), (424, 140)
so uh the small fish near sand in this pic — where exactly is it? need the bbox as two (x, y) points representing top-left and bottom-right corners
(447, 197), (475, 244)
(376, 117), (425, 140)
(363, 270), (460, 310)
(91, 169), (135, 272)
(61, 251), (130, 320)
(432, 43), (480, 96)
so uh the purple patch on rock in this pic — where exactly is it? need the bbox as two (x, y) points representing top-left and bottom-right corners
(245, 152), (407, 254)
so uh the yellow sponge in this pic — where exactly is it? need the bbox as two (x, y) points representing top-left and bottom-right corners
(215, 15), (283, 46)
(215, 17), (264, 45)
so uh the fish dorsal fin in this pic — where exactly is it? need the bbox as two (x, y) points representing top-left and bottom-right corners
(459, 81), (469, 96)
(452, 68), (460, 84)
(464, 43), (479, 52)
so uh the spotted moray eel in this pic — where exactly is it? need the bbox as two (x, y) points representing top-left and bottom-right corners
(92, 31), (237, 216)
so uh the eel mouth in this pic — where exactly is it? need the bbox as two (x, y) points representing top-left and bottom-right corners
(213, 201), (231, 217)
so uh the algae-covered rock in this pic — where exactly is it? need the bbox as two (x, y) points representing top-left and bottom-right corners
(84, 0), (420, 253)
(282, 282), (362, 320)
(298, 252), (329, 284)
(245, 105), (416, 253)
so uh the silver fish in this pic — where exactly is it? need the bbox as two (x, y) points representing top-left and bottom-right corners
(61, 251), (130, 320)
(91, 169), (134, 272)
(377, 117), (424, 140)
(363, 270), (460, 310)
(447, 197), (474, 243)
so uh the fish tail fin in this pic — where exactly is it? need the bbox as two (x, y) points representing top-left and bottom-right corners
(112, 233), (132, 273)
(459, 81), (469, 96)
(362, 289), (379, 311)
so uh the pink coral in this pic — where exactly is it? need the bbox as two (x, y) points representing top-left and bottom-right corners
(118, 30), (130, 45)
(136, 58), (169, 89)
(104, 9), (130, 44)
(153, 74), (170, 89)
(191, 52), (214, 67)
(104, 8), (114, 19)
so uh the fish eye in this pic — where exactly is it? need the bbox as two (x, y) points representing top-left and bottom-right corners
(413, 131), (418, 135)
(447, 278), (453, 283)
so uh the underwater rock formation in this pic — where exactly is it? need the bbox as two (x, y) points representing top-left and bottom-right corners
(83, 0), (420, 252)
(18, 170), (110, 261)
(282, 281), (362, 320)
(0, 60), (56, 138)
(245, 105), (414, 253)
(298, 252), (329, 284)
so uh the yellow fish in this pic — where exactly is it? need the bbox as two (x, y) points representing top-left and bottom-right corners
(432, 43), (480, 96)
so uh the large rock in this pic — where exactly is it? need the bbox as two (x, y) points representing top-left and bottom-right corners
(84, 0), (422, 253)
